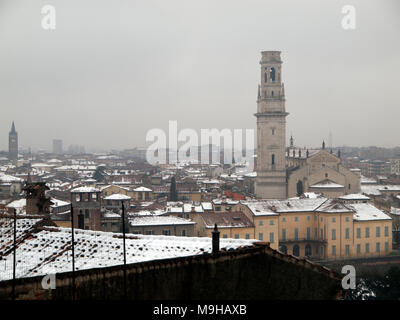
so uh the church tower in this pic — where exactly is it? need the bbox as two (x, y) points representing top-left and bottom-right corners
(8, 121), (18, 160)
(255, 51), (288, 199)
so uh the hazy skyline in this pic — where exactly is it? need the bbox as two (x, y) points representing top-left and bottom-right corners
(0, 0), (399, 152)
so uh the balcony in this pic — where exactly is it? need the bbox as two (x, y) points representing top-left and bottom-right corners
(279, 237), (327, 244)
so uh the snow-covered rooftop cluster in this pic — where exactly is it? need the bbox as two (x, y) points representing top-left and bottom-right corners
(0, 218), (257, 282)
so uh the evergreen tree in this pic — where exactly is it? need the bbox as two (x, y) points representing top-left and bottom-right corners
(93, 166), (106, 182)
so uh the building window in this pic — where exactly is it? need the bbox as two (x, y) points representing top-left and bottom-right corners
(272, 128), (275, 135)
(385, 226), (389, 237)
(282, 217), (286, 222)
(376, 242), (380, 253)
(307, 227), (311, 240)
(332, 217), (336, 222)
(325, 173), (328, 178)
(332, 229), (336, 240)
(294, 228), (299, 240)
(264, 72), (268, 83)
(145, 230), (154, 235)
(162, 230), (171, 236)
(245, 234), (250, 239)
(223, 234), (228, 238)
(215, 206), (221, 212)
(357, 228), (361, 238)
(305, 244), (311, 257)
(314, 228), (318, 238)
(385, 242), (389, 252)
(181, 229), (186, 236)
(85, 209), (90, 218)
(269, 232), (274, 243)
(345, 217), (349, 222)
(234, 234), (239, 239)
(280, 245), (287, 254)
(332, 245), (336, 256)
(366, 243), (370, 253)
(271, 154), (275, 165)
(307, 216), (310, 221)
(282, 229), (286, 241)
(320, 229), (323, 239)
(259, 233), (263, 241)
(376, 226), (380, 237)
(292, 245), (300, 257)
(348, 184), (351, 189)
(294, 216), (298, 222)
(357, 244), (361, 254)
(345, 245), (350, 256)
(345, 228), (350, 239)
(365, 227), (370, 238)
(259, 220), (263, 226)
(270, 67), (276, 82)
(269, 220), (274, 225)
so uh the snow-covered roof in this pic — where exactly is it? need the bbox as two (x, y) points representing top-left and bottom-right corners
(133, 186), (152, 192)
(309, 180), (344, 189)
(50, 198), (71, 207)
(104, 193), (131, 201)
(0, 218), (256, 281)
(241, 198), (327, 216)
(0, 173), (23, 183)
(70, 186), (100, 193)
(6, 199), (26, 214)
(390, 207), (400, 216)
(339, 193), (370, 200)
(201, 202), (213, 210)
(183, 203), (203, 213)
(350, 203), (392, 222)
(129, 216), (195, 227)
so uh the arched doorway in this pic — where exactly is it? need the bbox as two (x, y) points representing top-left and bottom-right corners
(296, 180), (304, 197)
(293, 245), (300, 257)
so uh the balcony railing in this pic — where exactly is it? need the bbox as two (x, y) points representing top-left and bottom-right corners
(279, 237), (327, 244)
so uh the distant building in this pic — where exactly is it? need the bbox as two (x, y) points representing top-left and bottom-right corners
(52, 139), (63, 154)
(70, 187), (102, 230)
(8, 121), (18, 160)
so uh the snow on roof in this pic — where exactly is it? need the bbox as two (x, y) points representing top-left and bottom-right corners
(70, 186), (100, 193)
(339, 193), (370, 200)
(103, 211), (121, 218)
(390, 207), (400, 216)
(315, 199), (353, 213)
(104, 193), (131, 200)
(361, 176), (377, 184)
(212, 198), (239, 205)
(200, 212), (254, 229)
(6, 199), (26, 214)
(50, 198), (71, 207)
(303, 192), (321, 199)
(309, 180), (344, 189)
(133, 186), (152, 192)
(244, 171), (257, 178)
(201, 202), (213, 210)
(360, 185), (381, 196)
(183, 203), (203, 213)
(129, 215), (195, 227)
(0, 173), (23, 183)
(0, 219), (256, 281)
(241, 198), (327, 215)
(350, 203), (392, 221)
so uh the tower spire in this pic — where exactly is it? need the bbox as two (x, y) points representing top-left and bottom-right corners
(10, 121), (16, 134)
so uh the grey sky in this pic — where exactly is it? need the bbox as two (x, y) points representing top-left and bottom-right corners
(0, 0), (399, 152)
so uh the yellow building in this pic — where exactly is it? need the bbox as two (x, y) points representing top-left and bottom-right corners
(100, 184), (133, 198)
(192, 211), (254, 239)
(233, 198), (392, 260)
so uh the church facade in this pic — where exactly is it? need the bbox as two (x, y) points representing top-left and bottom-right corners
(255, 51), (360, 199)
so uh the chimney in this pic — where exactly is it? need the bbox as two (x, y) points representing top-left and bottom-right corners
(212, 224), (220, 254)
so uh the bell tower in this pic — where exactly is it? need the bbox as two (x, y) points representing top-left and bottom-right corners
(255, 51), (288, 199)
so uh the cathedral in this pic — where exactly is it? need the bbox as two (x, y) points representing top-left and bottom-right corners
(254, 51), (360, 199)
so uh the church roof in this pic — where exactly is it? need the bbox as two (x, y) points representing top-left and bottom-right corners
(309, 179), (344, 189)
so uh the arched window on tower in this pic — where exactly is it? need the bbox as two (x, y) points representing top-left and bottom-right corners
(264, 72), (268, 83)
(270, 67), (276, 82)
(271, 154), (275, 165)
(271, 91), (274, 97)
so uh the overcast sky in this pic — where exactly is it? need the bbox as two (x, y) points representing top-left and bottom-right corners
(0, 0), (399, 152)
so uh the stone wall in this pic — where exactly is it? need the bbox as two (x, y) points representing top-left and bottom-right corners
(0, 244), (342, 300)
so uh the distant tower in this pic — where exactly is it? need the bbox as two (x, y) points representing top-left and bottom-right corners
(52, 139), (63, 154)
(8, 121), (18, 160)
(255, 51), (288, 199)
